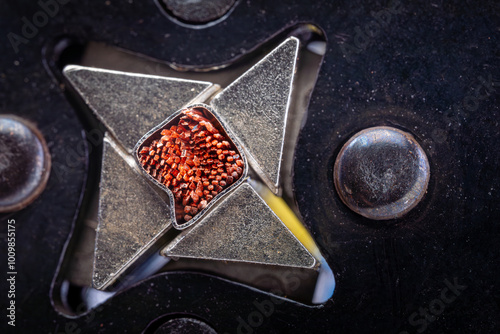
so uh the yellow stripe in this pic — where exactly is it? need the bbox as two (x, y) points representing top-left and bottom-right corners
(260, 187), (321, 258)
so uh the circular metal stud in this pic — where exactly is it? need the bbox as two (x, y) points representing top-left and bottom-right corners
(160, 0), (237, 27)
(153, 317), (217, 334)
(334, 126), (430, 220)
(0, 115), (51, 213)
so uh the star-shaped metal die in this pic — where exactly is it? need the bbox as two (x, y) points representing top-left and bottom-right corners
(63, 37), (334, 303)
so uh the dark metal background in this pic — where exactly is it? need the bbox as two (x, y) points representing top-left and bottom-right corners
(1, 0), (499, 333)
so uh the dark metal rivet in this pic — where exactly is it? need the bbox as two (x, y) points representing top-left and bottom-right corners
(153, 317), (217, 334)
(160, 0), (237, 26)
(0, 115), (51, 213)
(334, 126), (430, 220)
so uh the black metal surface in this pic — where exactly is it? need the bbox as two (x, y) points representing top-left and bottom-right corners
(0, 115), (51, 212)
(0, 0), (499, 333)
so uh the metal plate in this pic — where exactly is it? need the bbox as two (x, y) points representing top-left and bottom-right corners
(212, 37), (299, 193)
(63, 66), (215, 152)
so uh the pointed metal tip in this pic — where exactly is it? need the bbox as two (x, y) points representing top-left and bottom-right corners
(62, 65), (215, 152)
(62, 64), (85, 74)
(211, 37), (300, 193)
(163, 181), (317, 269)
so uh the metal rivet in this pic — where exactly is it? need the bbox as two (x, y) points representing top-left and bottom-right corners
(334, 126), (430, 220)
(0, 115), (51, 213)
(160, 0), (237, 26)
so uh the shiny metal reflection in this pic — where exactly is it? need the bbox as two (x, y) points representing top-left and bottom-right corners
(212, 37), (300, 194)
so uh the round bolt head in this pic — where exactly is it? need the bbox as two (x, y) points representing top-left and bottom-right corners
(334, 126), (430, 220)
(0, 115), (51, 213)
(161, 0), (236, 25)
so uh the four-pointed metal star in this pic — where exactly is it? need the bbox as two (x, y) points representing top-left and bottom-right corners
(63, 37), (334, 303)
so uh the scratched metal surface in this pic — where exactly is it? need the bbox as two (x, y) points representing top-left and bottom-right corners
(93, 138), (173, 289)
(164, 181), (316, 268)
(63, 66), (214, 152)
(212, 38), (299, 193)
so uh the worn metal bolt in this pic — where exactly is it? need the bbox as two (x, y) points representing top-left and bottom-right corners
(0, 115), (51, 213)
(334, 126), (430, 220)
(153, 317), (217, 334)
(161, 0), (237, 25)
